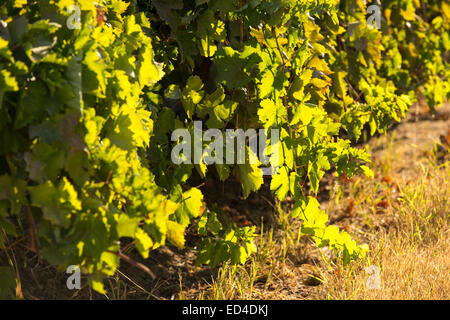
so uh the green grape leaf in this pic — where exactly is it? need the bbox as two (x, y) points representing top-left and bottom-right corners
(270, 166), (290, 200)
(0, 267), (16, 299)
(135, 227), (154, 259)
(166, 220), (186, 249)
(173, 187), (204, 227)
(238, 161), (263, 199)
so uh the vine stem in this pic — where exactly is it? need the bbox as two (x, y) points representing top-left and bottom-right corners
(272, 26), (289, 109)
(1, 236), (25, 253)
(121, 240), (136, 253)
(239, 0), (244, 51)
(271, 26), (298, 172)
(272, 26), (287, 70)
(107, 250), (157, 280)
(4, 230), (24, 298)
(26, 205), (42, 262)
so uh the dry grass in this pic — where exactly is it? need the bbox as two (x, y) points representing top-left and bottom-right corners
(177, 202), (330, 300)
(317, 158), (449, 300)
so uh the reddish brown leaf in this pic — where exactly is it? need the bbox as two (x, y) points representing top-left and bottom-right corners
(345, 198), (355, 214)
(381, 176), (392, 184)
(375, 200), (389, 209)
(96, 5), (107, 26)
